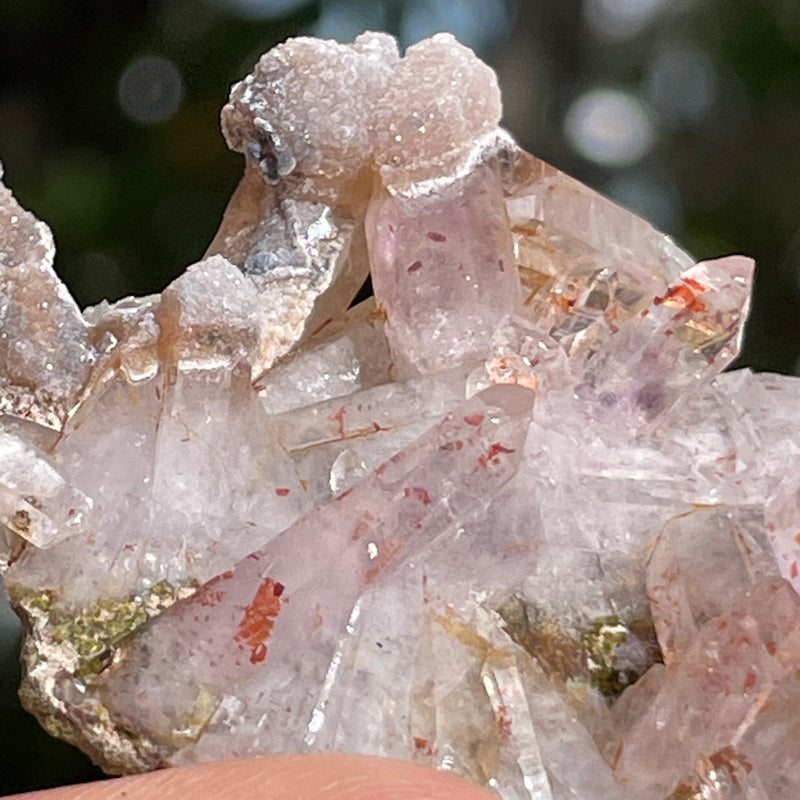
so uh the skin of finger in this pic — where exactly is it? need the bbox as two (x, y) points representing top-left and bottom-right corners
(12, 753), (500, 800)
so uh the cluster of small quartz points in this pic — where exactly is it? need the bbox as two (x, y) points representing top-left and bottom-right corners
(2, 31), (800, 800)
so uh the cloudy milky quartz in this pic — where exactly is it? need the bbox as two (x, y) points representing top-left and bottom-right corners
(1, 30), (800, 800)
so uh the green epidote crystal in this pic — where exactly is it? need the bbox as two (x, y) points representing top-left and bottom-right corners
(498, 598), (662, 700)
(13, 580), (184, 679)
(662, 782), (703, 800)
(580, 614), (662, 699)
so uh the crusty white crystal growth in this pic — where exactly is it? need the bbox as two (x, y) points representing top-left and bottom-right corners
(0, 164), (95, 429)
(1, 31), (799, 800)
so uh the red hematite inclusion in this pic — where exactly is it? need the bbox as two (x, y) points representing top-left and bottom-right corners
(234, 577), (285, 664)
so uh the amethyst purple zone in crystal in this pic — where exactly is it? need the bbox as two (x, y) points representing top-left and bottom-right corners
(2, 31), (800, 800)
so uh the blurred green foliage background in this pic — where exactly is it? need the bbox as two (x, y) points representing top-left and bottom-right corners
(0, 0), (799, 793)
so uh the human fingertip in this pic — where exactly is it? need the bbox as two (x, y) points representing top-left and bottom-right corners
(11, 753), (498, 800)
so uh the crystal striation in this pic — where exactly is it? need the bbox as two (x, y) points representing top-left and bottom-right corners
(1, 31), (799, 800)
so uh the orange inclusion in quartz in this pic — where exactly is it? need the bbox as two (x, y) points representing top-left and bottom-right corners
(234, 577), (285, 664)
(654, 280), (708, 314)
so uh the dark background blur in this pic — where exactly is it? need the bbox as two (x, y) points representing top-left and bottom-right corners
(1, 0), (799, 793)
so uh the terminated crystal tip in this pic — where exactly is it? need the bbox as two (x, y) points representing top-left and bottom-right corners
(3, 28), (798, 800)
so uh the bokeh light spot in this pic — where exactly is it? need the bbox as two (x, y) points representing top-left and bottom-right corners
(400, 0), (510, 53)
(583, 0), (668, 40)
(646, 41), (716, 127)
(606, 171), (682, 232)
(117, 55), (184, 126)
(564, 88), (656, 167)
(313, 0), (389, 42)
(209, 0), (310, 20)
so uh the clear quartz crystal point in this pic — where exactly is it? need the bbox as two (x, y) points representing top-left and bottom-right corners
(95, 385), (532, 767)
(1, 30), (799, 800)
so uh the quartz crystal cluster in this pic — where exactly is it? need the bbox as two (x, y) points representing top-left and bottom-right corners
(2, 31), (800, 800)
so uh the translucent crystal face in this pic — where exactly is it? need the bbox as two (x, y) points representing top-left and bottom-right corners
(2, 30), (799, 800)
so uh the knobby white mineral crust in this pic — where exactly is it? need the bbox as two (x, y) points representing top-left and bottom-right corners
(0, 165), (95, 430)
(222, 32), (400, 196)
(1, 31), (799, 800)
(371, 33), (502, 191)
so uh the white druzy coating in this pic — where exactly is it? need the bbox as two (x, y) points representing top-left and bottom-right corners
(221, 32), (500, 197)
(221, 32), (400, 194)
(0, 169), (92, 427)
(373, 33), (503, 191)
